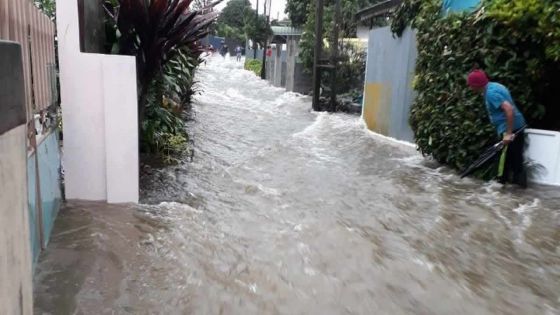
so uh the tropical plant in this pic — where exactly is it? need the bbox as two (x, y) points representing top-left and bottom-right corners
(104, 0), (218, 121)
(163, 47), (202, 107)
(140, 74), (189, 159)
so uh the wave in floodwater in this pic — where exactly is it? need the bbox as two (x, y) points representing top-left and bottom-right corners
(34, 56), (560, 315)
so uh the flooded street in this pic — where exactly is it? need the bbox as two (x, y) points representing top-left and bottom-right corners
(34, 57), (560, 314)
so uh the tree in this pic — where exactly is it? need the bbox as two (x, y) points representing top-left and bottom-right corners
(244, 13), (272, 48)
(285, 0), (309, 27)
(217, 0), (250, 29)
(215, 0), (251, 41)
(215, 0), (271, 47)
(297, 0), (384, 73)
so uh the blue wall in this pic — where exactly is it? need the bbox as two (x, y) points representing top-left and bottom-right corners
(442, 0), (480, 15)
(27, 131), (62, 266)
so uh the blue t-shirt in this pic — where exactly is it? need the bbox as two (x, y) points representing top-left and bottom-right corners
(484, 82), (526, 135)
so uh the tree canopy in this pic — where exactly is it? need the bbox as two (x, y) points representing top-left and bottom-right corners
(215, 0), (272, 46)
(217, 0), (251, 30)
(285, 0), (309, 27)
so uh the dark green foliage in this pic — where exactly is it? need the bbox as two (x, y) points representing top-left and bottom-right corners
(215, 0), (251, 42)
(298, 0), (383, 73)
(141, 75), (186, 151)
(215, 0), (272, 47)
(244, 13), (273, 48)
(392, 0), (560, 176)
(336, 42), (366, 93)
(323, 41), (367, 94)
(140, 47), (201, 162)
(217, 0), (250, 29)
(34, 0), (56, 20)
(285, 0), (310, 27)
(163, 48), (201, 106)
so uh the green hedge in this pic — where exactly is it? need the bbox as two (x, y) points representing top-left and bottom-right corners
(392, 0), (560, 177)
(244, 59), (262, 76)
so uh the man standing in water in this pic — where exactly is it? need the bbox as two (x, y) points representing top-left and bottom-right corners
(235, 45), (243, 62)
(467, 69), (527, 187)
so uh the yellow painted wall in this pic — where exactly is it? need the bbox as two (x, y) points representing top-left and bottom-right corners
(362, 83), (391, 136)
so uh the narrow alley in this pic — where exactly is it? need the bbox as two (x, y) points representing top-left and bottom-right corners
(34, 57), (560, 314)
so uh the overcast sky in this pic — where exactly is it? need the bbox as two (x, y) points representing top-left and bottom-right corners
(216, 0), (287, 20)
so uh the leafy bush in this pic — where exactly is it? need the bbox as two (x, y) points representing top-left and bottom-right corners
(163, 48), (201, 107)
(140, 47), (202, 164)
(34, 0), (55, 19)
(332, 41), (366, 94)
(140, 76), (190, 164)
(392, 0), (560, 176)
(244, 59), (262, 76)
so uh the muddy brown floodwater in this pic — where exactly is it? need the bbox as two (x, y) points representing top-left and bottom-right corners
(34, 57), (560, 315)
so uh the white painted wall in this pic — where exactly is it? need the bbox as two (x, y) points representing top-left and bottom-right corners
(526, 129), (560, 186)
(0, 125), (33, 315)
(57, 0), (139, 203)
(102, 56), (139, 203)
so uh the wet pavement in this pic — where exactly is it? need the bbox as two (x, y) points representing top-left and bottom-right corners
(34, 57), (560, 314)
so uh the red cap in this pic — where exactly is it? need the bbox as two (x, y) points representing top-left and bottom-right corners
(467, 70), (489, 88)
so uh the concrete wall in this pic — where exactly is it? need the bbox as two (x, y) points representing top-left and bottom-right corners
(0, 41), (33, 315)
(57, 0), (139, 203)
(362, 26), (417, 142)
(285, 36), (312, 95)
(245, 47), (264, 61)
(265, 45), (287, 87)
(252, 36), (312, 95)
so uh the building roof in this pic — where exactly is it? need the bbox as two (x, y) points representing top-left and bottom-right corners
(271, 26), (303, 37)
(356, 0), (403, 21)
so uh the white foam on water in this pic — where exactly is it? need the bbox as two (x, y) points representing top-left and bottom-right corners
(360, 120), (417, 149)
(511, 198), (540, 244)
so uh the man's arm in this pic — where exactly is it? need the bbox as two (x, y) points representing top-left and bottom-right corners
(501, 101), (515, 144)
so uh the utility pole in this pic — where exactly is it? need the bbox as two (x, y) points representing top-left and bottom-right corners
(253, 0), (259, 59)
(260, 0), (271, 80)
(312, 0), (324, 111)
(330, 0), (341, 109)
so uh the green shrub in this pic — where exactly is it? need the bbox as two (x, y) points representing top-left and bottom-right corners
(391, 0), (560, 177)
(244, 59), (262, 76)
(140, 75), (190, 165)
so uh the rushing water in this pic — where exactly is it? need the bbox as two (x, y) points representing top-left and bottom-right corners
(34, 57), (560, 314)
